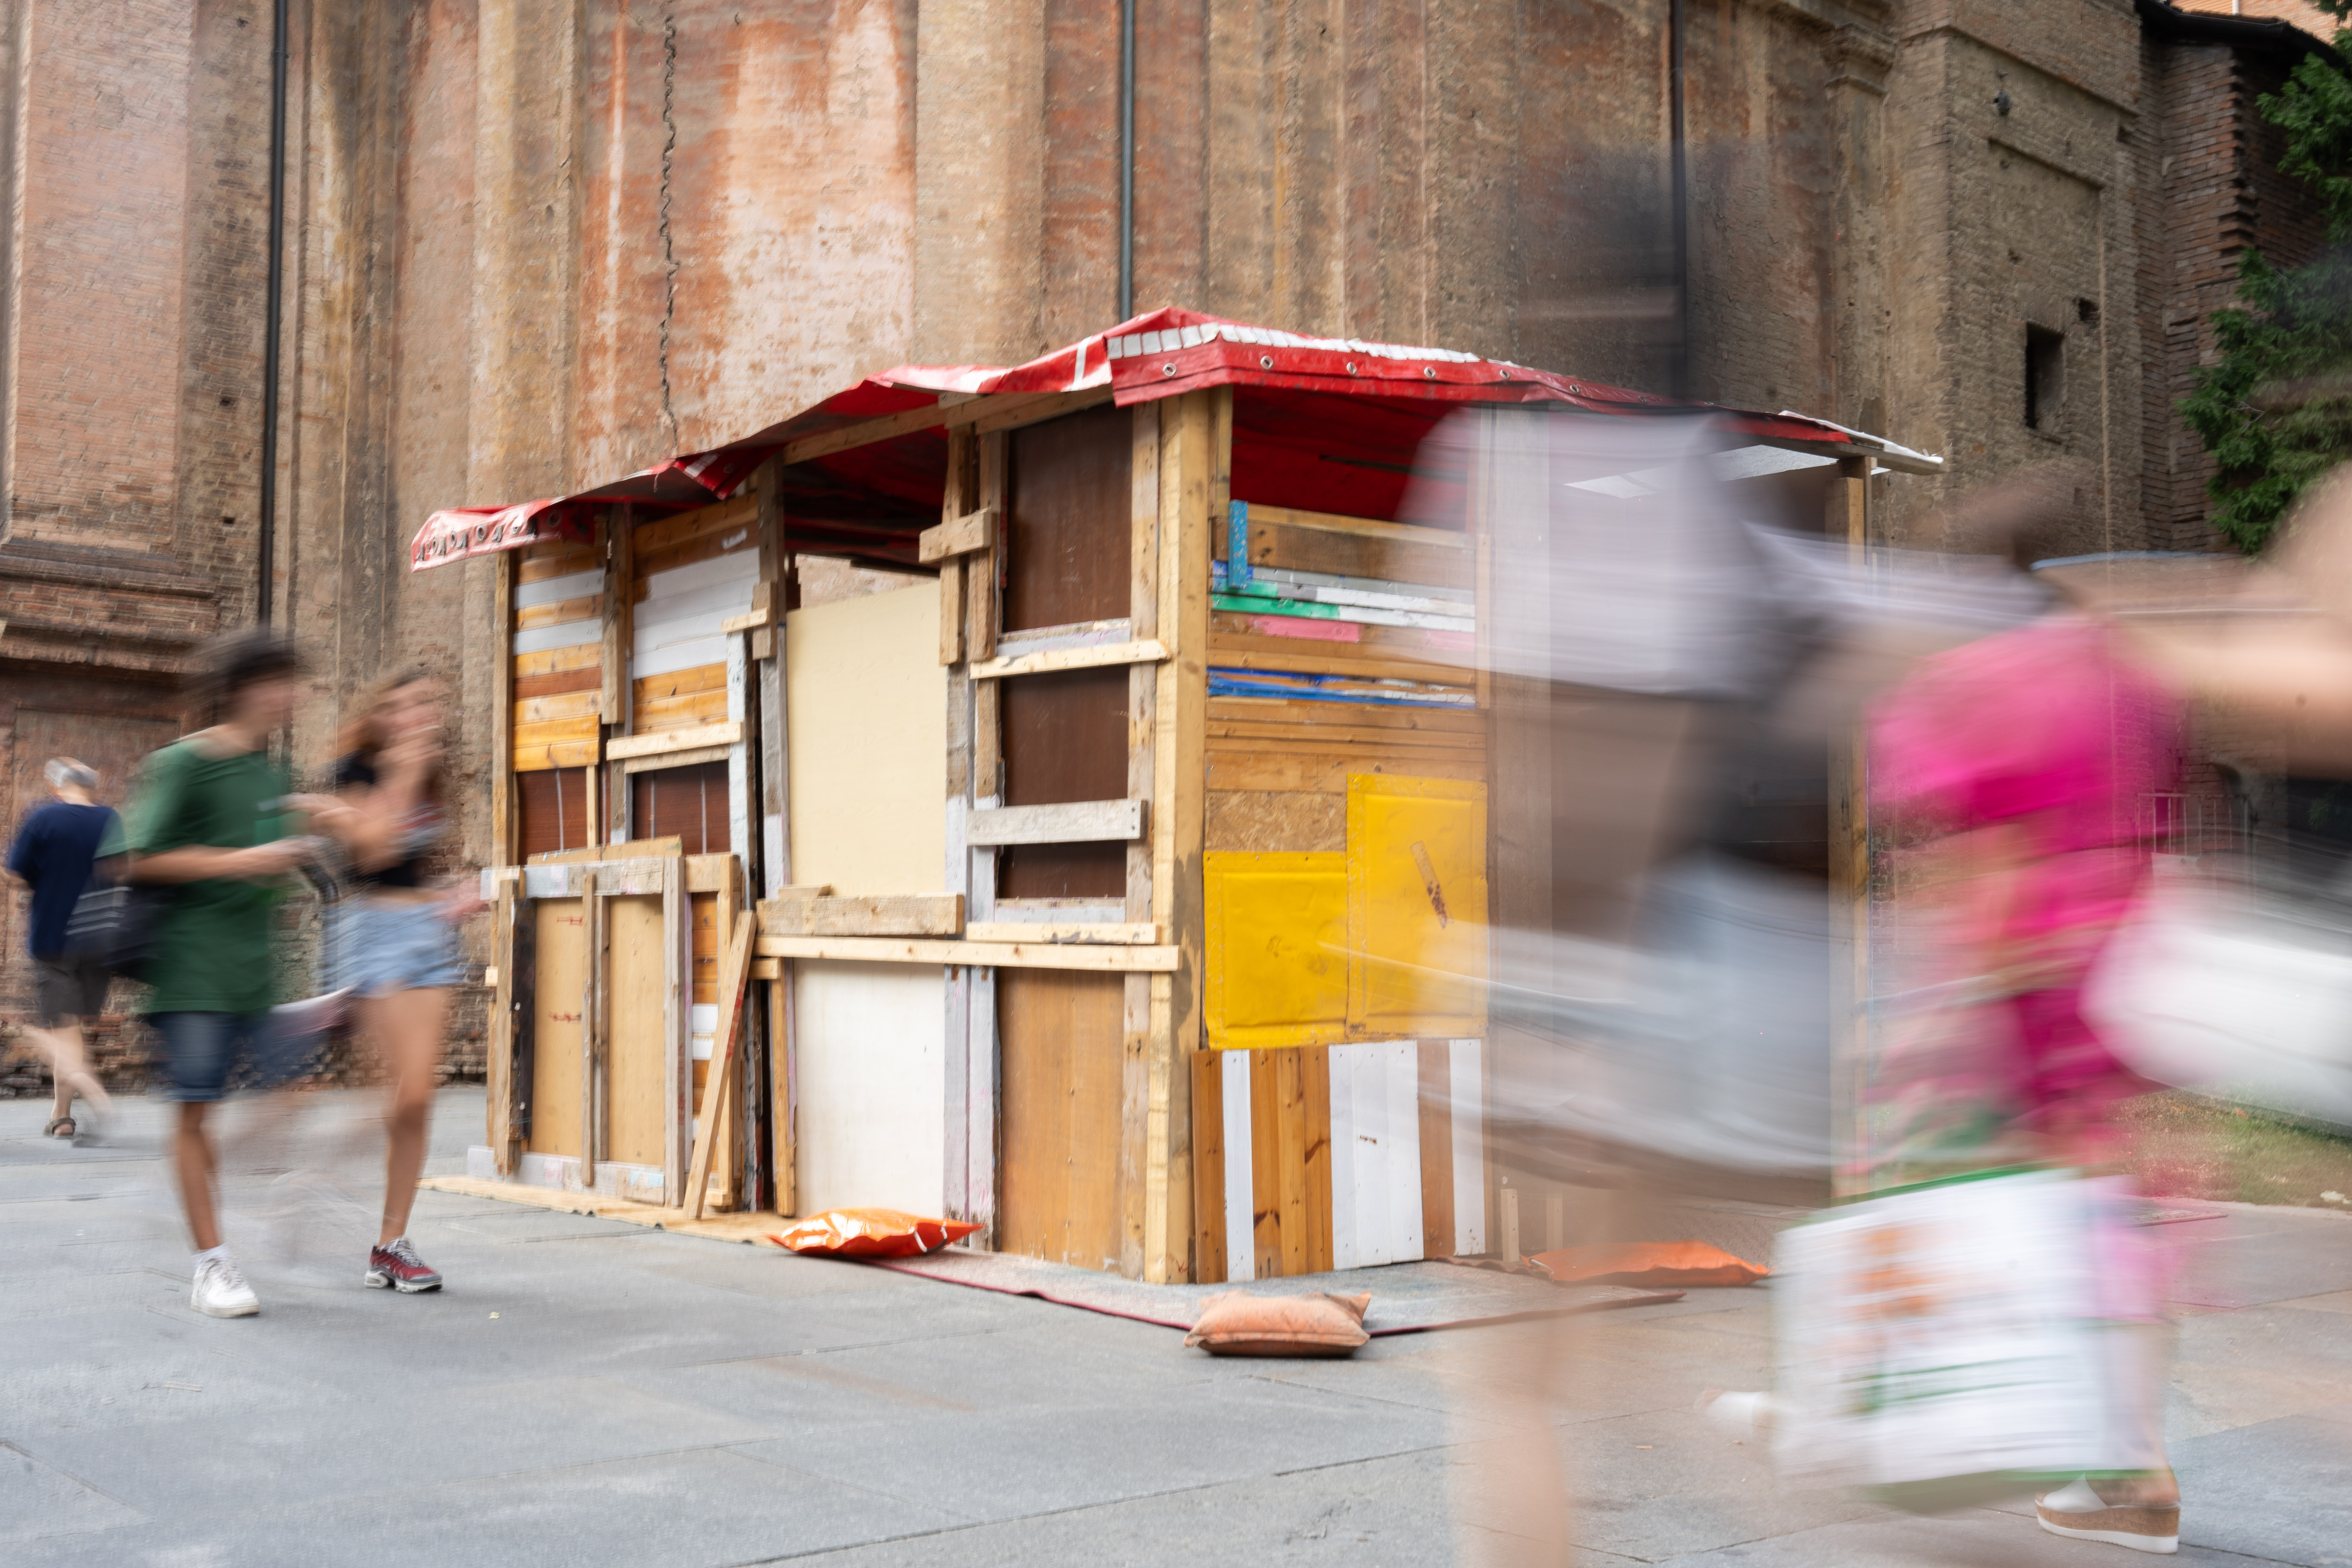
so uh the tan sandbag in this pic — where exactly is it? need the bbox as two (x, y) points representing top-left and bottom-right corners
(1183, 1291), (1372, 1357)
(1531, 1240), (1768, 1288)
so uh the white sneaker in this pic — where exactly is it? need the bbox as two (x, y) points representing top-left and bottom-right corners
(2035, 1475), (2180, 1554)
(191, 1254), (260, 1318)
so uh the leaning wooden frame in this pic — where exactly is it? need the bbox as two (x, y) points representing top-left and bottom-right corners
(421, 306), (1934, 1273)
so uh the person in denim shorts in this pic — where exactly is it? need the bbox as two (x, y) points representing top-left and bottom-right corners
(5, 757), (120, 1140)
(125, 632), (314, 1319)
(294, 669), (483, 1294)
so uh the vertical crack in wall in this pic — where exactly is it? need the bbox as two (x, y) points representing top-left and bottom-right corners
(656, 2), (681, 449)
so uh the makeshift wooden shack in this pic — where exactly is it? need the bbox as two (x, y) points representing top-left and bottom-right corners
(410, 306), (1939, 1281)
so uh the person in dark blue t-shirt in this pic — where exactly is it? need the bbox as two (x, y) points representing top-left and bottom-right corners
(5, 758), (120, 1139)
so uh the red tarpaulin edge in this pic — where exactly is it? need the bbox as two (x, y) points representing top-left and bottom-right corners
(412, 307), (1884, 571)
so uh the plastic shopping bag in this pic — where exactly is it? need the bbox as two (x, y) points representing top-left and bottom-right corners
(1771, 1169), (2153, 1509)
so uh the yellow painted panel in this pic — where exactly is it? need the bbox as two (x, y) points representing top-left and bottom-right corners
(1346, 774), (1487, 1037)
(1205, 851), (1349, 1050)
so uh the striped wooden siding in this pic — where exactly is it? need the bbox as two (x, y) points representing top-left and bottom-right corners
(1193, 1038), (1483, 1283)
(512, 542), (604, 773)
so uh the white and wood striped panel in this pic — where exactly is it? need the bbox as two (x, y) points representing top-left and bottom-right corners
(635, 540), (760, 678)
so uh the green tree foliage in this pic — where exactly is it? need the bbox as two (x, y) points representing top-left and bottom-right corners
(2184, 28), (2352, 553)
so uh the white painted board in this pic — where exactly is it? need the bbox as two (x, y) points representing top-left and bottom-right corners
(1222, 1048), (1255, 1282)
(792, 960), (947, 1216)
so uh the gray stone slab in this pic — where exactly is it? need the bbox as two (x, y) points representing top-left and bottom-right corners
(2166, 1298), (2352, 1440)
(783, 1447), (1458, 1568)
(733, 1374), (1458, 1525)
(0, 1441), (143, 1546)
(1651, 1506), (2265, 1566)
(2169, 1206), (2352, 1310)
(9, 1446), (964, 1568)
(21, 1372), (781, 1515)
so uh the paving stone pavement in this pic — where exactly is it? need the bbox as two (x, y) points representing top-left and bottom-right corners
(4, 1086), (2349, 1566)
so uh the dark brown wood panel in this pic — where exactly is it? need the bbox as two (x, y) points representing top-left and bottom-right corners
(1005, 402), (1132, 632)
(518, 767), (591, 858)
(998, 968), (1125, 1271)
(630, 760), (730, 856)
(1191, 1049), (1226, 1283)
(1419, 1041), (1455, 1260)
(999, 664), (1128, 898)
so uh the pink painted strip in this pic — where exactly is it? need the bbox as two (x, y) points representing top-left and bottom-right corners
(1423, 630), (1474, 652)
(1249, 614), (1361, 643)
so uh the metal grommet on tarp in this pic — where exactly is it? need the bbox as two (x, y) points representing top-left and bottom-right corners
(1259, 355), (1274, 369)
(1163, 363), (1178, 377)
(1423, 366), (1437, 378)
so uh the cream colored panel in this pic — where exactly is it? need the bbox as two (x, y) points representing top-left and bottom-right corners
(793, 960), (947, 1215)
(785, 580), (947, 895)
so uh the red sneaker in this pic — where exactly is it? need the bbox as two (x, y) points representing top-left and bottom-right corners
(364, 1238), (443, 1294)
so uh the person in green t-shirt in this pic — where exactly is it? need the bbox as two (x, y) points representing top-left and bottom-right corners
(125, 630), (316, 1320)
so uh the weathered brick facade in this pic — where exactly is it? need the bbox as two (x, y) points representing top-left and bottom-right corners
(0, 0), (2336, 1101)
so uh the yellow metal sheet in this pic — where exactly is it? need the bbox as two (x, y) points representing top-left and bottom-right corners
(1347, 774), (1488, 1037)
(1205, 852), (1349, 1050)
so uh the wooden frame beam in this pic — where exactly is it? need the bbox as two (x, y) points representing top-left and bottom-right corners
(754, 935), (1179, 971)
(966, 799), (1146, 846)
(968, 638), (1167, 681)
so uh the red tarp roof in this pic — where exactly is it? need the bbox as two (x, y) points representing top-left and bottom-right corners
(413, 306), (1902, 570)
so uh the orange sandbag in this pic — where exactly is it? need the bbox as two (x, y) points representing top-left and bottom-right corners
(1530, 1240), (1768, 1288)
(766, 1209), (982, 1259)
(1183, 1291), (1372, 1357)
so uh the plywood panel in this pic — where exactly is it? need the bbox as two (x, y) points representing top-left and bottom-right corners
(1203, 852), (1347, 1050)
(998, 967), (1124, 1271)
(604, 894), (671, 1169)
(999, 663), (1129, 898)
(1205, 789), (1345, 852)
(1205, 749), (1486, 794)
(786, 580), (946, 894)
(1418, 1041), (1455, 1261)
(792, 960), (948, 1215)
(1347, 775), (1488, 1038)
(526, 897), (587, 1159)
(1006, 401), (1132, 632)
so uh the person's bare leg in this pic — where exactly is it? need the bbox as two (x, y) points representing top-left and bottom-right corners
(176, 1102), (222, 1251)
(19, 1022), (113, 1126)
(364, 986), (449, 1245)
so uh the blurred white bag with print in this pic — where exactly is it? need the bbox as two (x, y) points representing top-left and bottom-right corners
(2085, 858), (2352, 1126)
(1772, 1169), (2156, 1506)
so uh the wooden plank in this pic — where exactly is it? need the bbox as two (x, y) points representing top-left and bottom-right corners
(966, 798), (1145, 846)
(512, 739), (601, 772)
(527, 837), (684, 866)
(1418, 1040), (1455, 1260)
(1831, 455), (1871, 1197)
(918, 505), (998, 564)
(583, 886), (605, 1171)
(757, 893), (964, 937)
(1250, 1047), (1280, 1278)
(1247, 511), (1474, 590)
(489, 882), (518, 1172)
(1125, 399), (1164, 1276)
(493, 550), (515, 868)
(603, 505), (633, 723)
(666, 855), (691, 1199)
(514, 714), (601, 750)
(684, 851), (739, 893)
(515, 666), (604, 701)
(1191, 1046), (1225, 1283)
(528, 896), (586, 1160)
(686, 916), (756, 1218)
(1245, 502), (1474, 550)
(969, 383), (1116, 436)
(633, 687), (730, 730)
(633, 526), (760, 587)
(782, 401), (962, 466)
(1205, 632), (1474, 688)
(770, 976), (794, 1214)
(1207, 719), (1486, 752)
(633, 662), (726, 702)
(997, 968), (1125, 1269)
(1205, 749), (1486, 794)
(518, 594), (602, 632)
(1302, 1043), (1333, 1274)
(971, 431), (1005, 662)
(514, 642), (602, 678)
(1274, 1047), (1310, 1278)
(607, 721), (742, 760)
(516, 690), (603, 726)
(964, 921), (1158, 945)
(968, 637), (1169, 681)
(1209, 695), (1483, 734)
(518, 544), (601, 583)
(631, 492), (757, 557)
(753, 935), (1179, 971)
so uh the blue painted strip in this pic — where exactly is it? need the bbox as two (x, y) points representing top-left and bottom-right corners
(1207, 671), (1472, 709)
(1227, 500), (1251, 584)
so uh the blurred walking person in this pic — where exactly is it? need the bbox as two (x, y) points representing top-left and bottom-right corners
(298, 670), (481, 1295)
(5, 757), (120, 1140)
(125, 631), (315, 1319)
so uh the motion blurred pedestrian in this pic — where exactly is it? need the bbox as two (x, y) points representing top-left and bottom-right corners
(5, 757), (120, 1141)
(293, 669), (482, 1295)
(125, 630), (316, 1319)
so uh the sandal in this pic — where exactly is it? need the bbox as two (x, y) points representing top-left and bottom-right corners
(43, 1116), (75, 1138)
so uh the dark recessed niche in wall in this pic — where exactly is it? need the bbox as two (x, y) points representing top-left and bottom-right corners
(2026, 323), (2066, 431)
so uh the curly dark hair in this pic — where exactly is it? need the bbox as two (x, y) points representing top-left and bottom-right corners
(190, 627), (303, 713)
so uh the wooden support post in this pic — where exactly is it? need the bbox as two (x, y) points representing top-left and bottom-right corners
(583, 883), (605, 1186)
(686, 916), (757, 1218)
(1120, 400), (1162, 1281)
(970, 432), (1005, 663)
(1829, 456), (1872, 1195)
(602, 505), (633, 727)
(1145, 387), (1217, 1283)
(489, 881), (519, 1174)
(492, 550), (515, 867)
(941, 426), (976, 1225)
(664, 854), (691, 1202)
